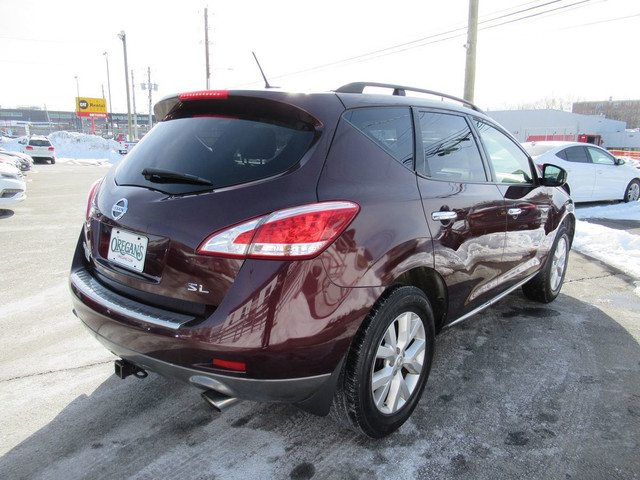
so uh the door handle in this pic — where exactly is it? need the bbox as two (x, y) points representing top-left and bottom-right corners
(432, 211), (457, 222)
(508, 208), (522, 217)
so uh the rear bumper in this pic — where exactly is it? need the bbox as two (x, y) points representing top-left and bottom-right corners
(76, 312), (331, 404)
(69, 263), (361, 412)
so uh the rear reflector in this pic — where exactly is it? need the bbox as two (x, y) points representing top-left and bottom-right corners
(197, 201), (360, 260)
(212, 358), (246, 372)
(179, 90), (229, 100)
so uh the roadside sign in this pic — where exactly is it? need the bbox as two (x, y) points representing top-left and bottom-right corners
(76, 97), (107, 118)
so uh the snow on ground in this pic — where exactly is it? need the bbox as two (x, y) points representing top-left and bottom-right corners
(575, 202), (640, 295)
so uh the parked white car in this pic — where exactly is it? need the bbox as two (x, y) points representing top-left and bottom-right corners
(19, 135), (56, 164)
(522, 141), (640, 202)
(0, 162), (26, 207)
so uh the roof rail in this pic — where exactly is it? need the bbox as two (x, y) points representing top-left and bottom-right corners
(335, 82), (483, 113)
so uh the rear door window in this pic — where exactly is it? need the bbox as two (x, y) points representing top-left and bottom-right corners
(115, 115), (315, 195)
(417, 111), (487, 182)
(342, 108), (414, 168)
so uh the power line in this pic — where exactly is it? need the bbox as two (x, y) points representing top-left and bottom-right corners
(238, 0), (599, 86)
(559, 11), (640, 29)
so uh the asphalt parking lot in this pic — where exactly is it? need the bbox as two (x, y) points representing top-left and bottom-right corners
(1, 164), (639, 479)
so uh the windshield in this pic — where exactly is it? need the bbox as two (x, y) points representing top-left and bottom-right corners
(115, 115), (315, 195)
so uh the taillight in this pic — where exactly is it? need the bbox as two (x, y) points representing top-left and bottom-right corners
(179, 90), (229, 100)
(197, 201), (360, 260)
(26, 146), (33, 150)
(48, 147), (55, 151)
(86, 178), (103, 220)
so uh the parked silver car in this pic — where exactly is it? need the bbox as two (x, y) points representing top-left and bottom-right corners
(0, 148), (33, 171)
(0, 162), (26, 207)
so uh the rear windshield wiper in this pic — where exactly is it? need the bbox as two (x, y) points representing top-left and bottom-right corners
(141, 168), (213, 186)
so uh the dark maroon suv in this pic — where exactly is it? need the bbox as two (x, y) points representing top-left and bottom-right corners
(70, 82), (574, 437)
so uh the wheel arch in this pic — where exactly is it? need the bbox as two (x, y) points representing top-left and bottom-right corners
(562, 211), (576, 247)
(393, 267), (448, 332)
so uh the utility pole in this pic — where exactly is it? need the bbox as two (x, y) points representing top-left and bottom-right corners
(132, 69), (138, 140)
(148, 67), (152, 130)
(141, 67), (158, 132)
(463, 0), (479, 103)
(118, 31), (133, 141)
(204, 7), (211, 89)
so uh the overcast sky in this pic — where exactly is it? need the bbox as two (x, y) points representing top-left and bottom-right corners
(1, 0), (639, 114)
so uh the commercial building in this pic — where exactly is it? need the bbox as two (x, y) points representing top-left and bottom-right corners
(0, 107), (154, 139)
(487, 109), (640, 158)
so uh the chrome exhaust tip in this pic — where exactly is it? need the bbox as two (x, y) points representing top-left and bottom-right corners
(201, 390), (241, 412)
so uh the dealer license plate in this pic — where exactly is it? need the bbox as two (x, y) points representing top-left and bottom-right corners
(108, 228), (148, 273)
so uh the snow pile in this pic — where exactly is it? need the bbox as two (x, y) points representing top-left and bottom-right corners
(574, 202), (640, 295)
(1, 131), (123, 165)
(0, 136), (24, 153)
(48, 131), (122, 164)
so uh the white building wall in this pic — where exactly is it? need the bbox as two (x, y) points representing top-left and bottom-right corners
(487, 109), (628, 147)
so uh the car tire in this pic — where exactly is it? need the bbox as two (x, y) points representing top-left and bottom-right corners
(50, 158), (56, 165)
(330, 285), (435, 438)
(624, 179), (639, 202)
(522, 226), (570, 303)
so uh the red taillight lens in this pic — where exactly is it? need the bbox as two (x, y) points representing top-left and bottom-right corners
(86, 178), (103, 220)
(26, 146), (33, 150)
(197, 201), (360, 260)
(48, 147), (55, 151)
(179, 90), (229, 101)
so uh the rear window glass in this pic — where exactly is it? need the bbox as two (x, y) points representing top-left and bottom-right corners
(28, 138), (51, 147)
(342, 108), (414, 167)
(115, 116), (315, 195)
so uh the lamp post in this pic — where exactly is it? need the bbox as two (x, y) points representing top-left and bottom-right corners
(74, 75), (82, 133)
(117, 31), (133, 141)
(103, 52), (115, 137)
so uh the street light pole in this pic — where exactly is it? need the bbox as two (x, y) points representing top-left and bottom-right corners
(117, 31), (133, 141)
(204, 7), (210, 89)
(74, 75), (82, 133)
(103, 52), (115, 137)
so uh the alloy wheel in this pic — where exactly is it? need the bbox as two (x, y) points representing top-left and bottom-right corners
(371, 311), (426, 414)
(550, 236), (568, 292)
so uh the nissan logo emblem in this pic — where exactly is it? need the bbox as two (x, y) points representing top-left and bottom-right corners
(112, 198), (128, 220)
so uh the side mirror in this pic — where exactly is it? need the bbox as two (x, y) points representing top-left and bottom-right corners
(615, 157), (626, 166)
(541, 164), (567, 187)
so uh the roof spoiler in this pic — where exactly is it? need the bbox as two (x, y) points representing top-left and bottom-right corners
(335, 82), (483, 113)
